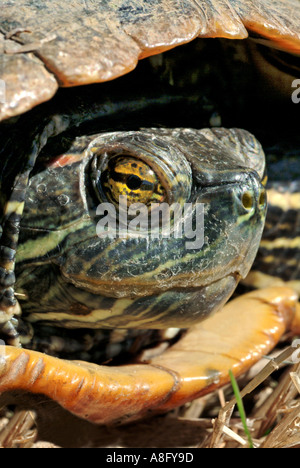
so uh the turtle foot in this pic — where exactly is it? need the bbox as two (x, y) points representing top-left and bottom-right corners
(0, 287), (297, 425)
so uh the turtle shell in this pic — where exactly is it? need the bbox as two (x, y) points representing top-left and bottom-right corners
(0, 0), (300, 121)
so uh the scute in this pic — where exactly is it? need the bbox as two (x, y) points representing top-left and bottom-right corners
(0, 52), (58, 122)
(0, 0), (299, 121)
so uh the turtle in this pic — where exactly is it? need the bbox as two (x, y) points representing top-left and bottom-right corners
(0, 0), (299, 434)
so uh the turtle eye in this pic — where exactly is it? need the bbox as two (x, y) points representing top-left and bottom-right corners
(100, 156), (166, 206)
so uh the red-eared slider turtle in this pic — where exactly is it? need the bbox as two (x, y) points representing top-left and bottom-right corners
(0, 0), (299, 430)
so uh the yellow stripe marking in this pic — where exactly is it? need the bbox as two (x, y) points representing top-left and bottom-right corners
(260, 236), (300, 250)
(16, 219), (91, 262)
(4, 200), (25, 217)
(267, 189), (300, 211)
(26, 299), (130, 324)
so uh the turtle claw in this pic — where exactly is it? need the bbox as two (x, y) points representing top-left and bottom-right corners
(0, 320), (21, 347)
(0, 287), (297, 425)
(0, 300), (22, 347)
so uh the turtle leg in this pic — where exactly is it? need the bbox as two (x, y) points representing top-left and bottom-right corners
(0, 171), (31, 346)
(0, 118), (70, 346)
(0, 286), (297, 425)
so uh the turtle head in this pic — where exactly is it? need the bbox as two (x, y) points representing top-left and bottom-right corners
(16, 127), (267, 329)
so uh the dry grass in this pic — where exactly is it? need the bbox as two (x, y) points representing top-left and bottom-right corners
(1, 338), (300, 448)
(207, 344), (300, 448)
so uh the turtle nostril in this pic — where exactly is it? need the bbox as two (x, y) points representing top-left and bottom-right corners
(242, 191), (254, 210)
(259, 188), (267, 207)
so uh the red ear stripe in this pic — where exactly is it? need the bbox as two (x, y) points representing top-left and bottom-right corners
(47, 153), (85, 168)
